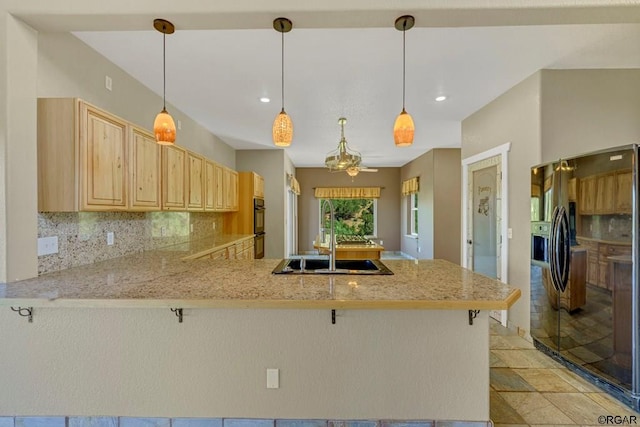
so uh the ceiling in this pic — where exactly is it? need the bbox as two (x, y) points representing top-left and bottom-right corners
(69, 14), (640, 167)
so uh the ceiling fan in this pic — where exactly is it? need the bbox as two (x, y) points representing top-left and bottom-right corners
(325, 117), (378, 178)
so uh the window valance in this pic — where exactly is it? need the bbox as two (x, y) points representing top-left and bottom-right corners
(314, 187), (381, 199)
(401, 177), (419, 195)
(289, 175), (301, 196)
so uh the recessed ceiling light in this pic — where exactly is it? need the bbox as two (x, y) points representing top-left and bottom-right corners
(260, 97), (271, 103)
(435, 96), (447, 102)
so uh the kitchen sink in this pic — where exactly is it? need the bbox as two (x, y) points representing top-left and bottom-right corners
(272, 258), (393, 275)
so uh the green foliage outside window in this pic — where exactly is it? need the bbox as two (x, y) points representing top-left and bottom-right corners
(321, 199), (374, 236)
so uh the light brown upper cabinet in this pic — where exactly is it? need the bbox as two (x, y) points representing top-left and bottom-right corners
(567, 178), (577, 202)
(594, 173), (616, 214)
(578, 176), (596, 215)
(225, 168), (239, 211)
(186, 151), (205, 211)
(161, 144), (187, 210)
(38, 98), (128, 212)
(129, 126), (161, 211)
(204, 160), (216, 211)
(213, 163), (225, 211)
(254, 173), (265, 199)
(615, 170), (633, 214)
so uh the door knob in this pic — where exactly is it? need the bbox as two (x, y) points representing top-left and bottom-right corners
(467, 240), (473, 245)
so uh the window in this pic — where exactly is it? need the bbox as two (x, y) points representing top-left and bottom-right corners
(319, 198), (377, 237)
(408, 193), (418, 236)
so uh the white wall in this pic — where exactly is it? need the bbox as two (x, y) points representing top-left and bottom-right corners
(37, 32), (235, 168)
(0, 307), (489, 420)
(236, 149), (287, 258)
(400, 149), (461, 263)
(540, 69), (640, 161)
(462, 72), (542, 335)
(1, 15), (39, 282)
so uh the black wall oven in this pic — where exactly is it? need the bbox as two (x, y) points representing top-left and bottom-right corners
(254, 198), (265, 259)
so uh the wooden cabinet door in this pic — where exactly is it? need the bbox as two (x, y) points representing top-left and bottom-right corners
(186, 152), (204, 211)
(204, 160), (215, 211)
(81, 104), (128, 210)
(615, 170), (633, 214)
(254, 173), (264, 198)
(567, 178), (577, 202)
(579, 176), (596, 214)
(213, 163), (225, 210)
(224, 169), (239, 211)
(161, 144), (186, 210)
(129, 126), (161, 210)
(595, 173), (616, 214)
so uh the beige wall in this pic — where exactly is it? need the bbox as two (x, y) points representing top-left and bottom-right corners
(0, 308), (490, 420)
(400, 149), (461, 263)
(540, 69), (640, 162)
(295, 168), (401, 253)
(1, 15), (39, 282)
(37, 32), (236, 168)
(462, 72), (542, 334)
(236, 149), (288, 259)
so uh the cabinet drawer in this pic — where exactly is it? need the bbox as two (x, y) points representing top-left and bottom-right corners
(606, 244), (632, 257)
(210, 248), (228, 260)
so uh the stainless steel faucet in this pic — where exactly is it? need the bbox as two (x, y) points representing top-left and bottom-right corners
(320, 199), (336, 272)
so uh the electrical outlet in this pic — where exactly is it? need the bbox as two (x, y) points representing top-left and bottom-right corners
(266, 368), (279, 389)
(190, 223), (194, 233)
(380, 240), (383, 246)
(417, 247), (421, 253)
(105, 75), (112, 91)
(212, 222), (216, 230)
(507, 228), (513, 239)
(160, 226), (166, 237)
(107, 232), (114, 246)
(37, 236), (59, 256)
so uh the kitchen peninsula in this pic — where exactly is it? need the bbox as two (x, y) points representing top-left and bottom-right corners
(0, 238), (520, 422)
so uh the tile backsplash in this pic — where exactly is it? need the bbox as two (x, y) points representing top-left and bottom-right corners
(37, 211), (225, 275)
(580, 214), (632, 241)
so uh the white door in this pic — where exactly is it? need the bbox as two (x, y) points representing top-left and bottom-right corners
(465, 154), (506, 324)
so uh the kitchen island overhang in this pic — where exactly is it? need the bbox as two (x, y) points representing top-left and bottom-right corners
(0, 255), (520, 422)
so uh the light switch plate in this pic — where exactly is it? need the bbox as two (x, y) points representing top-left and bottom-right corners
(266, 368), (279, 389)
(37, 236), (58, 256)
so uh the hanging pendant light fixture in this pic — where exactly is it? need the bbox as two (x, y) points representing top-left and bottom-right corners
(153, 18), (176, 145)
(393, 15), (415, 147)
(272, 17), (293, 147)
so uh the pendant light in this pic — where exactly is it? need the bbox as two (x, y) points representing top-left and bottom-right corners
(272, 17), (294, 147)
(393, 15), (415, 147)
(153, 18), (176, 145)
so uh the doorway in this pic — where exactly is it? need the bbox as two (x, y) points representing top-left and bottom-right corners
(462, 143), (511, 325)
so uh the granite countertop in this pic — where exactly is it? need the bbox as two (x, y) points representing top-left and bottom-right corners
(0, 238), (520, 310)
(173, 234), (255, 260)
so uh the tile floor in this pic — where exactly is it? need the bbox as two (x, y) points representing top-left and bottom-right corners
(489, 319), (640, 426)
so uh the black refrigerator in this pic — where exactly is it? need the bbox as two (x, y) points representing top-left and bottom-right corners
(530, 145), (639, 408)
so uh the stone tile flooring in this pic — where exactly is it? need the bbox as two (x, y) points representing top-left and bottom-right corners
(490, 319), (640, 426)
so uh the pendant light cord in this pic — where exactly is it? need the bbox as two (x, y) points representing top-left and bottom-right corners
(162, 27), (167, 111)
(281, 23), (285, 113)
(402, 23), (406, 111)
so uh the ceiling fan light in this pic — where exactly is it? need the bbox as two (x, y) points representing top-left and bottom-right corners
(273, 110), (293, 147)
(346, 166), (359, 177)
(154, 108), (176, 145)
(394, 110), (415, 147)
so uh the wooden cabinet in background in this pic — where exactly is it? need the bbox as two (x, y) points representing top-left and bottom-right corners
(595, 173), (616, 214)
(38, 98), (129, 212)
(542, 248), (586, 312)
(161, 144), (187, 210)
(186, 152), (204, 211)
(579, 176), (596, 215)
(224, 168), (239, 211)
(204, 160), (216, 211)
(567, 178), (577, 202)
(254, 173), (265, 198)
(129, 126), (161, 211)
(577, 238), (600, 287)
(615, 170), (633, 214)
